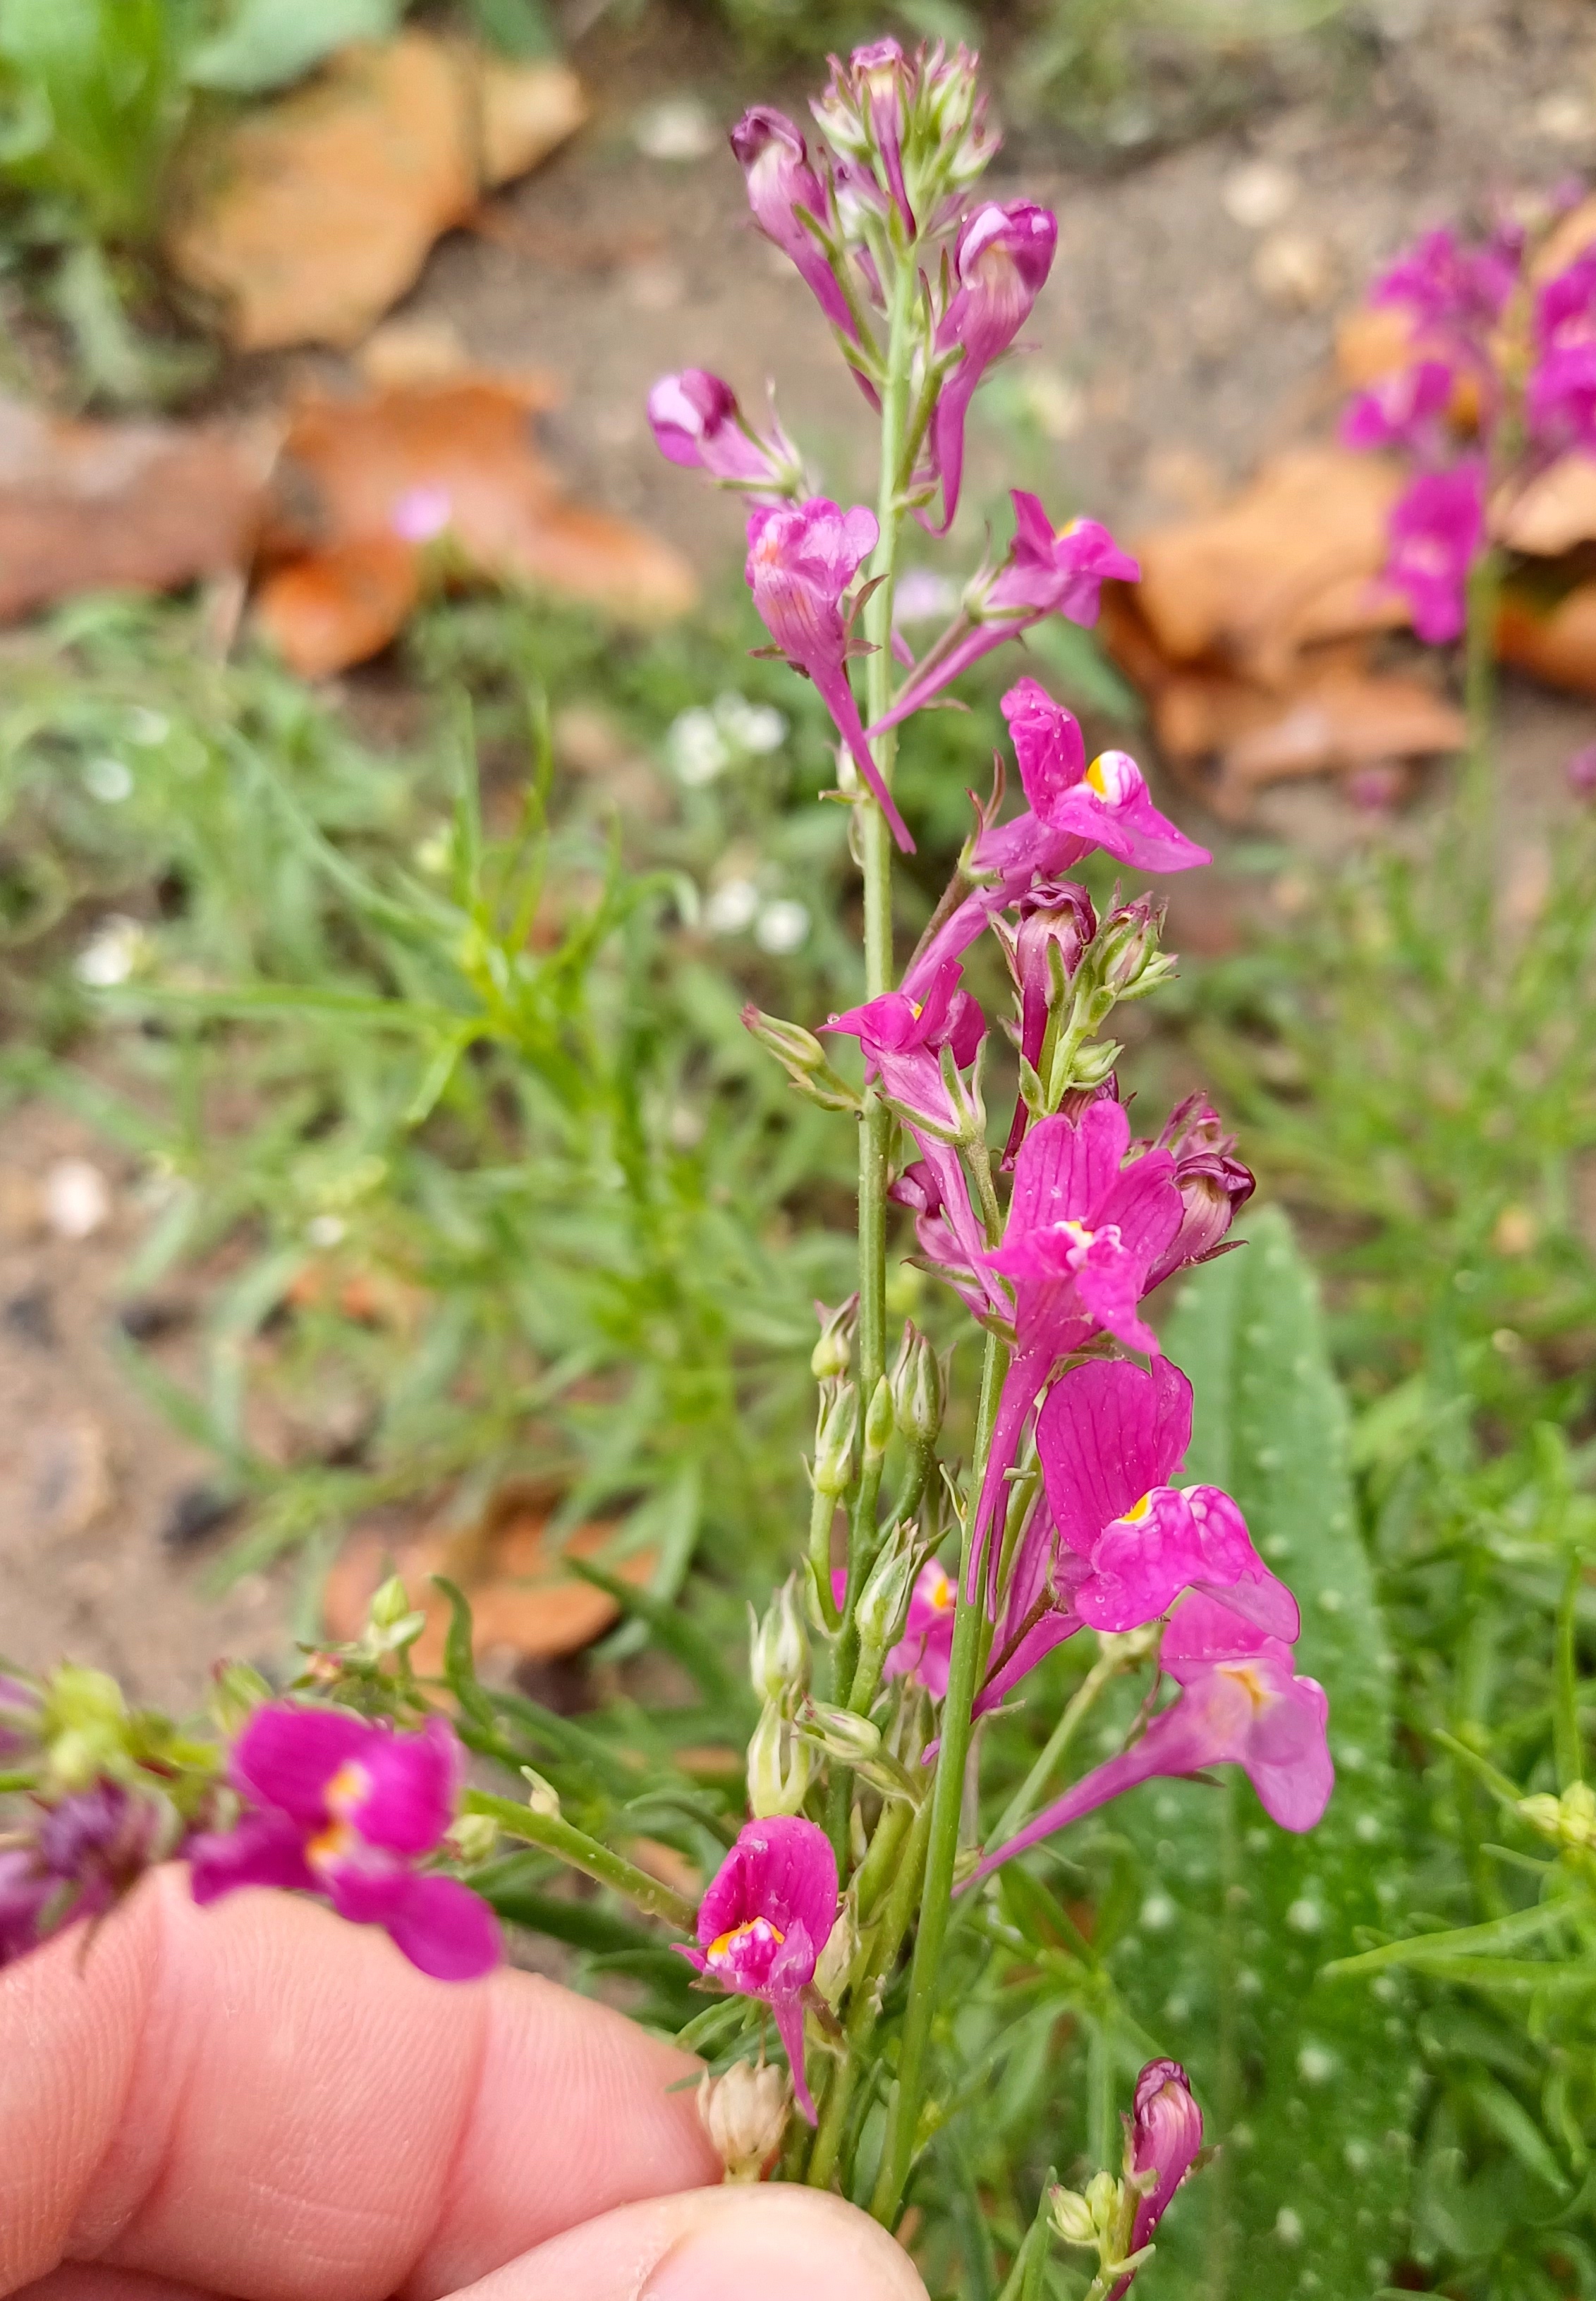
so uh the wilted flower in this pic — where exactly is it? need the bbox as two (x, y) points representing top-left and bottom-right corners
(930, 202), (1058, 530)
(744, 497), (913, 850)
(647, 370), (803, 496)
(1383, 459), (1485, 644)
(0, 1780), (176, 1968)
(971, 1590), (1334, 1887)
(1143, 1093), (1255, 1289)
(1114, 2061), (1205, 2295)
(187, 1703), (499, 1982)
(679, 1816), (839, 2122)
(698, 2059), (793, 2181)
(1040, 1357), (1298, 1638)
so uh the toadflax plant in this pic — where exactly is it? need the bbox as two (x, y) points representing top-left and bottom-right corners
(0, 40), (1336, 2296)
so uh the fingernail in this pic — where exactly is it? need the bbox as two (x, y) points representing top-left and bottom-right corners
(642, 2190), (923, 2301)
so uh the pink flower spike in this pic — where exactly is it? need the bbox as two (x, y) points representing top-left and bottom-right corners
(968, 1592), (1332, 1889)
(1111, 2060), (1204, 2295)
(679, 1817), (839, 2123)
(186, 1703), (499, 1982)
(1039, 1358), (1297, 1637)
(730, 109), (855, 341)
(1384, 458), (1485, 645)
(744, 497), (913, 852)
(884, 1558), (959, 1695)
(647, 370), (802, 496)
(930, 202), (1059, 532)
(1143, 1094), (1255, 1291)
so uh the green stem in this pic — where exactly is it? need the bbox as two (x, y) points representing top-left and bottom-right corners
(1555, 1551), (1583, 1790)
(807, 1791), (934, 2190)
(993, 2171), (1059, 2301)
(1460, 544), (1501, 872)
(461, 1790), (695, 1933)
(872, 1329), (1009, 2225)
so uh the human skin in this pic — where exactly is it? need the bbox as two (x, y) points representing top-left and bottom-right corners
(0, 1868), (927, 2301)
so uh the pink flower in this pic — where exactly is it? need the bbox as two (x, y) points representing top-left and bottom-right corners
(744, 496), (913, 852)
(1339, 356), (1454, 451)
(729, 109), (855, 341)
(1143, 1093), (1255, 1290)
(1001, 678), (1210, 876)
(1112, 2061), (1205, 2296)
(970, 1591), (1334, 1888)
(1384, 459), (1485, 645)
(884, 1558), (958, 1695)
(1375, 224), (1518, 344)
(996, 879), (1097, 1166)
(889, 1155), (1006, 1322)
(680, 1816), (839, 2122)
(0, 1782), (159, 1967)
(813, 39), (914, 231)
(929, 202), (1058, 532)
(391, 484), (452, 544)
(973, 1501), (1089, 1721)
(187, 1704), (499, 1982)
(1040, 1357), (1298, 1639)
(647, 370), (801, 496)
(965, 1100), (1183, 1599)
(872, 494), (1139, 733)
(1529, 252), (1596, 452)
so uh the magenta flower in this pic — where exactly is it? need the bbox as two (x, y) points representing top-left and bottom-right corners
(1374, 224), (1518, 347)
(1340, 356), (1454, 451)
(647, 370), (801, 496)
(1112, 2061), (1205, 2297)
(929, 202), (1058, 532)
(889, 1154), (1007, 1322)
(1143, 1093), (1255, 1290)
(997, 879), (1097, 1165)
(1001, 678), (1210, 876)
(884, 1558), (958, 1695)
(1040, 1357), (1298, 1640)
(1529, 252), (1596, 452)
(973, 1502), (1090, 1721)
(729, 109), (855, 341)
(0, 1781), (166, 1968)
(1383, 458), (1485, 645)
(965, 1100), (1183, 1598)
(970, 1591), (1334, 1887)
(744, 496), (913, 852)
(873, 494), (1139, 734)
(813, 39), (914, 231)
(187, 1704), (499, 1982)
(680, 1815), (839, 2122)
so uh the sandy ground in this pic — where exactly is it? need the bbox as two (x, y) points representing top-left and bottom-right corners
(4, 0), (1595, 1704)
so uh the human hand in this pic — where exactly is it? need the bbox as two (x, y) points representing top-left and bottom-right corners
(1, 1869), (927, 2301)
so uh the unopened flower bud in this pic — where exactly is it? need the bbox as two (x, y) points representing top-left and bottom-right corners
(41, 1665), (129, 1791)
(813, 1900), (860, 2007)
(448, 1812), (501, 1865)
(750, 1576), (811, 1707)
(855, 1530), (919, 1653)
(890, 1322), (944, 1447)
(209, 1659), (273, 1739)
(800, 1702), (883, 1768)
(1520, 1781), (1596, 1850)
(863, 1373), (895, 1463)
(369, 1575), (412, 1631)
(810, 1294), (858, 1381)
(742, 1004), (862, 1113)
(698, 2060), (792, 2182)
(812, 1381), (859, 1498)
(1049, 2185), (1099, 2247)
(520, 1767), (561, 1818)
(1095, 896), (1172, 999)
(746, 1700), (812, 1817)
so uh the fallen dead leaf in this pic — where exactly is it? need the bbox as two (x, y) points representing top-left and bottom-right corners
(254, 377), (696, 673)
(324, 1481), (657, 1670)
(623, 1837), (702, 1899)
(1129, 446), (1408, 680)
(1499, 453), (1596, 556)
(0, 398), (267, 621)
(1531, 193), (1596, 282)
(1498, 583), (1596, 695)
(168, 35), (587, 353)
(358, 313), (470, 389)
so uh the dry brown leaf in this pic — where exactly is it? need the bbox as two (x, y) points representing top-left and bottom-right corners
(324, 1484), (657, 1671)
(358, 314), (470, 389)
(255, 377), (695, 672)
(1499, 453), (1596, 555)
(1497, 585), (1596, 695)
(1130, 446), (1407, 679)
(1531, 193), (1596, 282)
(0, 397), (267, 621)
(167, 37), (587, 353)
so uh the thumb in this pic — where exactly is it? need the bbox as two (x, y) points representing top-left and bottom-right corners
(456, 2182), (929, 2301)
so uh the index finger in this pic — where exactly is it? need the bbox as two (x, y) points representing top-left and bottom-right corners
(1, 1868), (719, 2301)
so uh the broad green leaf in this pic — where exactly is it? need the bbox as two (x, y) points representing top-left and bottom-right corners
(1108, 1209), (1418, 2299)
(186, 0), (400, 93)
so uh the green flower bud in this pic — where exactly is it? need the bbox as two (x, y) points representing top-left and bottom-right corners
(746, 1700), (812, 1817)
(812, 1381), (859, 1499)
(742, 1005), (861, 1113)
(41, 1664), (130, 1790)
(810, 1294), (858, 1383)
(520, 1766), (562, 1817)
(749, 1575), (811, 1707)
(890, 1323), (944, 1448)
(855, 1529), (918, 1653)
(863, 1373), (895, 1464)
(209, 1660), (273, 1739)
(1520, 1781), (1596, 1851)
(449, 1812), (501, 1865)
(370, 1575), (412, 1630)
(1049, 2186), (1099, 2247)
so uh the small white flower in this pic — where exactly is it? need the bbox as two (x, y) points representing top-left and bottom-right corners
(755, 898), (810, 954)
(667, 707), (732, 787)
(306, 1213), (346, 1249)
(715, 692), (787, 754)
(83, 755), (133, 802)
(706, 879), (760, 935)
(75, 916), (146, 988)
